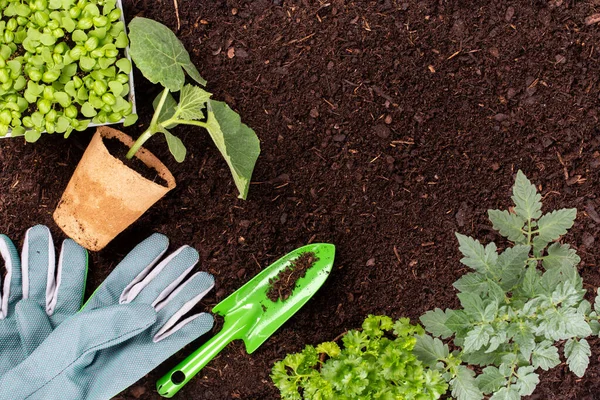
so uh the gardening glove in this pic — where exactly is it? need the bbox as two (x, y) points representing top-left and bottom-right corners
(0, 225), (87, 376)
(0, 233), (215, 400)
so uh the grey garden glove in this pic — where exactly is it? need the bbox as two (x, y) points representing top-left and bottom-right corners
(0, 232), (215, 400)
(0, 225), (87, 376)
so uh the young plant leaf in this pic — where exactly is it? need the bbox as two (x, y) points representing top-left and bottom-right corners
(514, 366), (539, 396)
(450, 365), (483, 400)
(489, 387), (520, 400)
(413, 334), (449, 367)
(420, 308), (453, 339)
(160, 128), (186, 162)
(564, 338), (590, 377)
(475, 366), (506, 394)
(205, 100), (260, 199)
(128, 17), (206, 91)
(511, 170), (542, 221)
(153, 91), (178, 128)
(532, 209), (577, 252)
(543, 243), (580, 271)
(453, 272), (489, 294)
(497, 245), (530, 290)
(174, 84), (211, 120)
(488, 209), (527, 243)
(455, 233), (499, 276)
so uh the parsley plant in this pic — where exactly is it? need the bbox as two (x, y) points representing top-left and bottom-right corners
(271, 315), (448, 400)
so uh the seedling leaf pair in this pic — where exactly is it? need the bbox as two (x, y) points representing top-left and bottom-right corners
(127, 17), (260, 199)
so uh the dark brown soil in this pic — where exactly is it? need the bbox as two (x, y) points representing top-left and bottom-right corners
(103, 136), (168, 186)
(267, 251), (318, 302)
(2, 1), (600, 399)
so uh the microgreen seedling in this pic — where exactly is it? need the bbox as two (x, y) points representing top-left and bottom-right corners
(0, 0), (135, 140)
(126, 17), (260, 199)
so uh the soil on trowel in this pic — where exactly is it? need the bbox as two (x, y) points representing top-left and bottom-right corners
(103, 137), (168, 186)
(267, 252), (319, 302)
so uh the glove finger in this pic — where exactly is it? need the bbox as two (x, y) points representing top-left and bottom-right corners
(121, 245), (199, 306)
(15, 299), (52, 356)
(84, 233), (169, 310)
(21, 225), (54, 310)
(0, 234), (21, 319)
(0, 303), (156, 400)
(153, 312), (214, 348)
(47, 239), (88, 322)
(153, 271), (214, 341)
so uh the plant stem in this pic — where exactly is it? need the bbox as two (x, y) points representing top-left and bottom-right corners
(125, 87), (171, 159)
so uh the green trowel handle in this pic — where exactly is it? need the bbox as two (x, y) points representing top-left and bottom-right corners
(156, 318), (244, 398)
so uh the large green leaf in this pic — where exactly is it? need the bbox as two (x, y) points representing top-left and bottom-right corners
(514, 366), (539, 396)
(488, 209), (526, 243)
(450, 365), (484, 400)
(531, 341), (560, 370)
(497, 245), (530, 290)
(565, 338), (590, 377)
(543, 243), (580, 271)
(420, 308), (453, 339)
(175, 84), (211, 120)
(456, 233), (499, 276)
(205, 100), (260, 199)
(511, 170), (542, 221)
(475, 366), (506, 394)
(532, 209), (577, 252)
(413, 335), (449, 367)
(128, 17), (206, 91)
(453, 272), (489, 294)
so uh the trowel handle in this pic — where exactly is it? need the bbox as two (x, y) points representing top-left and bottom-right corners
(157, 326), (239, 398)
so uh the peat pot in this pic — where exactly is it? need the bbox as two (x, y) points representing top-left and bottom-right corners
(53, 126), (176, 251)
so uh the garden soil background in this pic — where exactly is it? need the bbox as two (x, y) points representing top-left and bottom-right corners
(2, 0), (600, 398)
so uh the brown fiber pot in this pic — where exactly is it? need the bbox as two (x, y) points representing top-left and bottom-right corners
(53, 126), (176, 251)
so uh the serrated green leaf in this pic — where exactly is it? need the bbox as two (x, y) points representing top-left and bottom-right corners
(490, 387), (520, 400)
(464, 325), (493, 353)
(565, 338), (590, 377)
(543, 243), (580, 270)
(174, 84), (211, 120)
(420, 308), (453, 339)
(413, 334), (449, 367)
(511, 325), (536, 360)
(458, 292), (487, 320)
(511, 170), (542, 221)
(488, 209), (527, 243)
(497, 245), (531, 290)
(513, 366), (539, 396)
(595, 292), (600, 314)
(551, 280), (585, 308)
(476, 366), (507, 394)
(453, 272), (489, 294)
(446, 310), (471, 337)
(450, 365), (483, 400)
(160, 128), (186, 162)
(532, 209), (577, 252)
(456, 233), (499, 276)
(517, 264), (541, 298)
(128, 17), (206, 91)
(205, 100), (260, 200)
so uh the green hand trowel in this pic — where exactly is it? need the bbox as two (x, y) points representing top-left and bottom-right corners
(156, 243), (336, 397)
